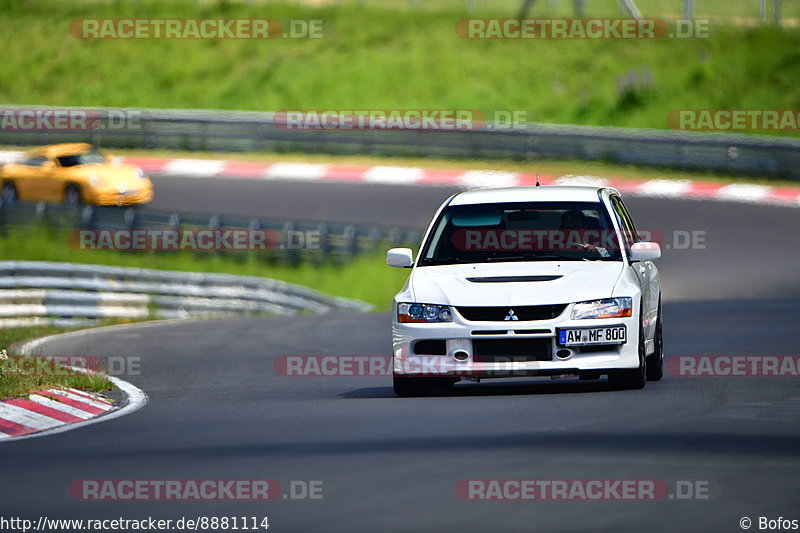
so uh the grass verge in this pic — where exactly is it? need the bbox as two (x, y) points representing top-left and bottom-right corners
(0, 352), (113, 400)
(1, 325), (117, 400)
(1, 0), (798, 135)
(0, 320), (150, 400)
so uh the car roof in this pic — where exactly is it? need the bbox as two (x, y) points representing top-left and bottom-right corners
(27, 143), (95, 158)
(449, 185), (618, 206)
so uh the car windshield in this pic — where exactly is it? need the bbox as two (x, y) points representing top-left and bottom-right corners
(418, 201), (623, 266)
(56, 149), (106, 167)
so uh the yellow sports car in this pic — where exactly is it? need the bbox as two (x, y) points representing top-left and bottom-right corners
(0, 143), (153, 206)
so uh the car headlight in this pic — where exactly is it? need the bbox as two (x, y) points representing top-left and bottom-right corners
(571, 297), (632, 319)
(397, 303), (453, 323)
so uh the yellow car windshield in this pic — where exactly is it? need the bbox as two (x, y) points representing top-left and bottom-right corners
(57, 150), (106, 167)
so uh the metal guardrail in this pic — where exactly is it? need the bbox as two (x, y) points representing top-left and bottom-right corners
(0, 260), (372, 329)
(0, 202), (414, 327)
(0, 201), (423, 265)
(2, 105), (800, 179)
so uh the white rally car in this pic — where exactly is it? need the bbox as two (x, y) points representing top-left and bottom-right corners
(387, 185), (663, 396)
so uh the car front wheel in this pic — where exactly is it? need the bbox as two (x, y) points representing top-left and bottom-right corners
(646, 301), (664, 381)
(64, 184), (83, 207)
(608, 321), (647, 390)
(1, 181), (18, 203)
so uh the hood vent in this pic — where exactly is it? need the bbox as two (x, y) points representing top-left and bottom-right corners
(466, 275), (562, 283)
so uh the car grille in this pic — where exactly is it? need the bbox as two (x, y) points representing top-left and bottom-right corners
(456, 304), (567, 322)
(473, 338), (552, 363)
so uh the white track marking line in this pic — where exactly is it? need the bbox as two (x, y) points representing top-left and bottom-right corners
(27, 394), (95, 419)
(715, 183), (773, 202)
(0, 403), (64, 430)
(555, 174), (609, 186)
(263, 162), (328, 180)
(458, 170), (520, 189)
(162, 159), (226, 177)
(362, 166), (423, 185)
(635, 179), (694, 197)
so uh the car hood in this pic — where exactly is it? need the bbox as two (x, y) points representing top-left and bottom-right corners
(409, 261), (625, 306)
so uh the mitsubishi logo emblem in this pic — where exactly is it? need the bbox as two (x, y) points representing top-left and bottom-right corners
(504, 309), (519, 321)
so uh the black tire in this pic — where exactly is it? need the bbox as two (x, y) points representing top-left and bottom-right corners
(646, 300), (664, 381)
(393, 375), (454, 397)
(1, 181), (18, 203)
(608, 318), (647, 390)
(64, 184), (83, 207)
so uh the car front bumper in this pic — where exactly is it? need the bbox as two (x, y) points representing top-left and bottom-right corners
(392, 310), (640, 378)
(87, 186), (153, 206)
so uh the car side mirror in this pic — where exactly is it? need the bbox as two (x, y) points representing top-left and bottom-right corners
(629, 242), (661, 262)
(386, 248), (414, 268)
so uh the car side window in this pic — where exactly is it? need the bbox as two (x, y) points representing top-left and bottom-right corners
(609, 196), (637, 253)
(21, 156), (48, 167)
(616, 197), (640, 243)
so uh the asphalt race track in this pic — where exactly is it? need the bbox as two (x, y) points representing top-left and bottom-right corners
(146, 174), (451, 226)
(3, 175), (799, 533)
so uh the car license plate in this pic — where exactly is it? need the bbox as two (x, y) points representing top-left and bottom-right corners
(558, 326), (626, 346)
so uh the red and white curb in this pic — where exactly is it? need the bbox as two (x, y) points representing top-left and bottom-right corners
(96, 157), (800, 208)
(1, 324), (150, 442)
(2, 150), (799, 207)
(0, 372), (146, 442)
(0, 387), (114, 439)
